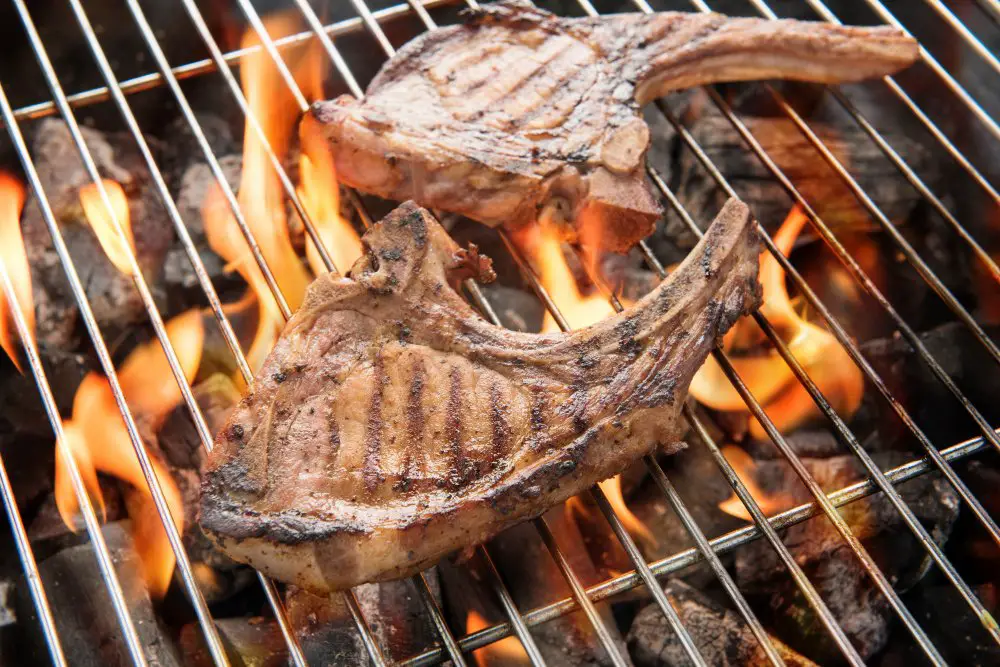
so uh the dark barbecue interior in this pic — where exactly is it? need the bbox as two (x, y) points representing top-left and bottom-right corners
(0, 0), (997, 665)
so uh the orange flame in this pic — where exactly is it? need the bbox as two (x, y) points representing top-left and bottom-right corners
(54, 310), (203, 598)
(204, 13), (361, 378)
(521, 223), (654, 548)
(690, 206), (864, 439)
(466, 610), (528, 666)
(0, 172), (33, 372)
(717, 445), (794, 521)
(79, 179), (136, 275)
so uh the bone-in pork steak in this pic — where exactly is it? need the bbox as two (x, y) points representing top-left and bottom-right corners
(304, 0), (917, 252)
(199, 198), (761, 592)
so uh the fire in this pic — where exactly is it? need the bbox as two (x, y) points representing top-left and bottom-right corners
(717, 445), (793, 521)
(79, 179), (136, 275)
(520, 223), (654, 548)
(298, 126), (363, 277)
(0, 172), (33, 372)
(54, 310), (203, 598)
(690, 206), (864, 439)
(203, 13), (361, 378)
(466, 610), (528, 666)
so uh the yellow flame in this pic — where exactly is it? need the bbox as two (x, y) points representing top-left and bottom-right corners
(297, 125), (363, 276)
(54, 310), (203, 598)
(717, 445), (794, 521)
(0, 172), (33, 372)
(467, 610), (528, 666)
(79, 179), (135, 275)
(690, 206), (864, 439)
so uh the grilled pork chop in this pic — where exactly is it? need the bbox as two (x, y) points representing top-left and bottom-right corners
(200, 198), (761, 592)
(304, 0), (918, 252)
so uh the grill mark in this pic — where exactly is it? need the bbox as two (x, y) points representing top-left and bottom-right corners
(400, 359), (427, 489)
(362, 353), (387, 493)
(443, 368), (469, 490)
(528, 390), (546, 450)
(489, 383), (511, 460)
(459, 38), (572, 99)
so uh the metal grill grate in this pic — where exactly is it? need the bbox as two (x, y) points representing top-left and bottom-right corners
(0, 0), (997, 665)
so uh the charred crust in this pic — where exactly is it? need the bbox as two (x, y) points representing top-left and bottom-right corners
(229, 423), (245, 440)
(272, 371), (287, 384)
(200, 495), (370, 544)
(380, 248), (403, 261)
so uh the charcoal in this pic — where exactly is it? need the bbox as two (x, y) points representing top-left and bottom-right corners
(648, 92), (938, 248)
(159, 114), (239, 189)
(15, 521), (181, 666)
(179, 617), (287, 667)
(878, 582), (1000, 666)
(746, 429), (843, 461)
(285, 586), (371, 666)
(856, 322), (1000, 450)
(20, 119), (175, 349)
(489, 509), (632, 666)
(733, 452), (959, 660)
(627, 579), (817, 667)
(630, 440), (745, 579)
(161, 155), (243, 307)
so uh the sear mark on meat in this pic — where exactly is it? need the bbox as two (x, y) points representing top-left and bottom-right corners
(199, 198), (761, 593)
(304, 0), (917, 253)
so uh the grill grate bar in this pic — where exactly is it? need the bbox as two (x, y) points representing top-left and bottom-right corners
(2, 0), (995, 664)
(921, 0), (1000, 74)
(663, 83), (1000, 531)
(644, 119), (1000, 551)
(4, 0), (454, 126)
(741, 0), (1000, 282)
(0, 82), (150, 667)
(401, 424), (996, 666)
(974, 0), (1000, 25)
(802, 0), (1000, 204)
(632, 169), (947, 661)
(642, 457), (786, 667)
(11, 0), (241, 662)
(858, 0), (1000, 141)
(532, 517), (633, 667)
(478, 545), (550, 666)
(414, 572), (469, 667)
(0, 279), (68, 667)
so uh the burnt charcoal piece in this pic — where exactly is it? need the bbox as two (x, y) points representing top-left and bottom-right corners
(160, 155), (242, 305)
(308, 0), (916, 253)
(15, 522), (181, 666)
(285, 586), (372, 666)
(489, 510), (632, 666)
(733, 452), (959, 660)
(627, 579), (818, 667)
(200, 198), (761, 593)
(179, 617), (287, 667)
(19, 119), (175, 348)
(354, 575), (441, 663)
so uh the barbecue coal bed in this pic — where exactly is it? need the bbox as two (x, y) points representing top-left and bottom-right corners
(0, 1), (997, 666)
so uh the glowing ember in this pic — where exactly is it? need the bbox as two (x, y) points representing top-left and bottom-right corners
(79, 179), (136, 275)
(717, 445), (793, 521)
(0, 172), (33, 372)
(690, 206), (864, 439)
(54, 310), (203, 598)
(466, 610), (528, 666)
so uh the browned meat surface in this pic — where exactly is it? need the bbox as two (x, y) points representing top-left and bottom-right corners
(304, 0), (917, 252)
(199, 197), (761, 593)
